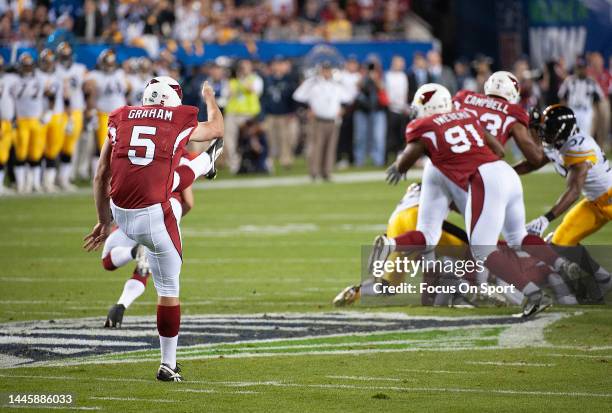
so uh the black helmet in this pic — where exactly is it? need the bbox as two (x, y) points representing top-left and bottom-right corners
(18, 52), (35, 75)
(56, 41), (73, 65)
(39, 48), (55, 73)
(97, 48), (117, 72)
(540, 104), (577, 148)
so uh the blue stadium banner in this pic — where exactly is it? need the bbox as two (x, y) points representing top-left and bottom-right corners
(1, 41), (433, 70)
(527, 0), (612, 67)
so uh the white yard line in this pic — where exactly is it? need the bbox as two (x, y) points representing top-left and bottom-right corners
(3, 406), (101, 411)
(547, 353), (612, 359)
(89, 396), (174, 403)
(465, 361), (555, 367)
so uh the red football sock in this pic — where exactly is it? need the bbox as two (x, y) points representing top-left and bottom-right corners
(102, 254), (117, 271)
(131, 270), (148, 286)
(394, 230), (427, 246)
(485, 249), (531, 291)
(521, 234), (559, 267)
(157, 304), (181, 337)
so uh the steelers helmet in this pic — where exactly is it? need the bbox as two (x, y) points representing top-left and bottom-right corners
(97, 49), (117, 72)
(39, 48), (56, 73)
(18, 52), (35, 75)
(540, 105), (577, 148)
(56, 41), (73, 66)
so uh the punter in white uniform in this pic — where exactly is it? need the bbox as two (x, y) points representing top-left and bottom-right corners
(0, 56), (19, 194)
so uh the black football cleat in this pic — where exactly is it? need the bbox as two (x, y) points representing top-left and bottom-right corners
(204, 138), (224, 180)
(104, 304), (125, 328)
(156, 363), (183, 382)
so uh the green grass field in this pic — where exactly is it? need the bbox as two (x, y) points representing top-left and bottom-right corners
(0, 170), (611, 412)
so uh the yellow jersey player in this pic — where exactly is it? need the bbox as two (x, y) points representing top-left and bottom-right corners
(333, 182), (468, 306)
(12, 52), (47, 193)
(0, 55), (18, 195)
(38, 49), (67, 192)
(516, 105), (612, 295)
(56, 42), (87, 191)
(83, 49), (128, 172)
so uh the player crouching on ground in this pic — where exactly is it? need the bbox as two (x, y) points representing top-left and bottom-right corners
(84, 78), (223, 382)
(102, 146), (221, 328)
(515, 105), (612, 300)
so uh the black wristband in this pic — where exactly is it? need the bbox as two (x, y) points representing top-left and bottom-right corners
(544, 211), (556, 222)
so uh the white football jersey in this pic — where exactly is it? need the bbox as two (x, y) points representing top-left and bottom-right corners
(38, 70), (64, 114)
(544, 132), (612, 201)
(57, 62), (87, 110)
(0, 72), (19, 121)
(389, 183), (422, 223)
(12, 72), (46, 119)
(126, 74), (145, 106)
(86, 69), (127, 113)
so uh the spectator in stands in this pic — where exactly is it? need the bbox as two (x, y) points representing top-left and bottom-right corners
(353, 59), (388, 167)
(473, 54), (493, 93)
(293, 62), (352, 181)
(225, 59), (264, 173)
(558, 55), (603, 139)
(427, 50), (456, 94)
(407, 52), (431, 101)
(454, 57), (477, 92)
(588, 52), (611, 147)
(540, 58), (567, 107)
(74, 0), (104, 41)
(385, 55), (409, 161)
(325, 3), (352, 41)
(262, 56), (298, 170)
(237, 118), (269, 174)
(514, 57), (540, 110)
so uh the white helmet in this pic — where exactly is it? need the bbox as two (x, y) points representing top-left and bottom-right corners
(142, 76), (183, 107)
(411, 83), (452, 118)
(484, 71), (520, 104)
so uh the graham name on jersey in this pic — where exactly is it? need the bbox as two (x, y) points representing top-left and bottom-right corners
(128, 108), (173, 121)
(462, 94), (509, 114)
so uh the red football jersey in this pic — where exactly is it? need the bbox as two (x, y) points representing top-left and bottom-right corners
(109, 104), (199, 209)
(453, 90), (529, 145)
(405, 110), (499, 190)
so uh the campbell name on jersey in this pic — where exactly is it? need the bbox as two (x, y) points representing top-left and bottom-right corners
(0, 72), (18, 121)
(453, 90), (529, 145)
(544, 133), (612, 201)
(87, 69), (127, 113)
(57, 62), (87, 110)
(12, 72), (46, 118)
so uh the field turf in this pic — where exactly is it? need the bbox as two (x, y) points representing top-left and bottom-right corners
(0, 169), (610, 412)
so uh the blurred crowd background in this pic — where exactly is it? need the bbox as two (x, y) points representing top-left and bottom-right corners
(0, 0), (611, 189)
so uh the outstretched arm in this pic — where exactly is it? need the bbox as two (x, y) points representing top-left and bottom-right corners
(525, 161), (589, 236)
(190, 81), (224, 142)
(386, 141), (426, 185)
(83, 139), (113, 251)
(510, 122), (545, 166)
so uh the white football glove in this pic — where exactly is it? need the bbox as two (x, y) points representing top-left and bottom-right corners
(526, 215), (549, 237)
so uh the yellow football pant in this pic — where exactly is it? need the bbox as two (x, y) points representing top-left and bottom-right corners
(552, 188), (612, 246)
(383, 206), (467, 286)
(44, 113), (67, 160)
(96, 112), (109, 151)
(62, 110), (83, 157)
(0, 120), (14, 165)
(16, 118), (45, 162)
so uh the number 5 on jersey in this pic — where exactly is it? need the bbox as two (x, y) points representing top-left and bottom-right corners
(128, 126), (156, 166)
